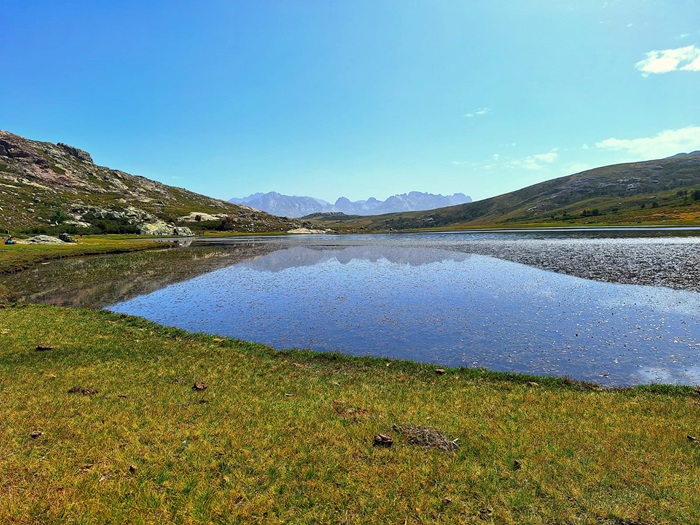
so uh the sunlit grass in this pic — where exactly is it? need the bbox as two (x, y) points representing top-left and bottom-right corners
(0, 235), (162, 276)
(2, 304), (700, 523)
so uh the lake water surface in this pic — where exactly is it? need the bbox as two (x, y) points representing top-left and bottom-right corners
(106, 231), (700, 387)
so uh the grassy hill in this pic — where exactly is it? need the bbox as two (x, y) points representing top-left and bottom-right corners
(308, 153), (700, 231)
(0, 130), (298, 235)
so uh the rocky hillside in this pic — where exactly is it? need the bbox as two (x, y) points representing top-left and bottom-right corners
(0, 130), (299, 235)
(308, 153), (700, 230)
(229, 191), (472, 218)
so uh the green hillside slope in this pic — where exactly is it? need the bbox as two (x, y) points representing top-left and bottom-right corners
(309, 153), (700, 230)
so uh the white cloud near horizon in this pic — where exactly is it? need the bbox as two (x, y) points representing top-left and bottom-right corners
(596, 126), (700, 158)
(465, 107), (490, 118)
(635, 45), (700, 75)
(509, 149), (559, 170)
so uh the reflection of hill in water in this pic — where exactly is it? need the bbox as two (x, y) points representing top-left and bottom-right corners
(243, 245), (473, 272)
(2, 244), (280, 308)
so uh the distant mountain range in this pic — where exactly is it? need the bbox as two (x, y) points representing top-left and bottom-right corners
(229, 191), (472, 218)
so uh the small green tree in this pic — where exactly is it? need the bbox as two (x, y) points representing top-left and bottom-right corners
(50, 209), (67, 224)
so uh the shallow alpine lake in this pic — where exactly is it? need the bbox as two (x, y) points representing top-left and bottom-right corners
(104, 230), (700, 387)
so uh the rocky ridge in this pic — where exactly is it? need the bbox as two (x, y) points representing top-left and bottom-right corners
(0, 130), (299, 234)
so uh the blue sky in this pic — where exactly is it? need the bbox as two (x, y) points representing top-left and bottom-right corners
(2, 1), (699, 203)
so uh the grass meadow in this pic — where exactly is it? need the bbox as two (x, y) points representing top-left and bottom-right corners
(2, 303), (700, 524)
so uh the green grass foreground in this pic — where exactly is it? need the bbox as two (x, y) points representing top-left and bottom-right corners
(2, 305), (700, 524)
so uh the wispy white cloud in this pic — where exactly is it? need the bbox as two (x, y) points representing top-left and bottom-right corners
(509, 149), (559, 170)
(464, 107), (490, 118)
(596, 126), (700, 158)
(635, 45), (700, 75)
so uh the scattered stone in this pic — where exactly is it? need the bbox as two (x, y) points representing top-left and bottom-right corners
(129, 464), (137, 474)
(513, 460), (522, 470)
(192, 382), (208, 391)
(392, 424), (459, 452)
(373, 434), (394, 447)
(30, 431), (43, 439)
(443, 497), (452, 505)
(688, 435), (697, 442)
(527, 381), (540, 387)
(35, 343), (53, 351)
(333, 401), (369, 419)
(434, 368), (446, 375)
(68, 386), (98, 395)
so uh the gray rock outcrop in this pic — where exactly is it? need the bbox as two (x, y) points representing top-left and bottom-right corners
(137, 221), (193, 236)
(27, 235), (66, 244)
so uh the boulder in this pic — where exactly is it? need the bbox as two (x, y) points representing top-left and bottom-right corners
(178, 212), (225, 222)
(174, 226), (193, 236)
(137, 221), (174, 236)
(137, 222), (193, 236)
(58, 232), (76, 243)
(26, 235), (65, 244)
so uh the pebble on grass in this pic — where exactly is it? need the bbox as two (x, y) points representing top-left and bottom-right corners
(35, 343), (53, 351)
(68, 386), (98, 395)
(192, 382), (208, 391)
(373, 434), (394, 447)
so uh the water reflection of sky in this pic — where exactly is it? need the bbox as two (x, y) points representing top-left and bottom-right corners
(109, 245), (700, 387)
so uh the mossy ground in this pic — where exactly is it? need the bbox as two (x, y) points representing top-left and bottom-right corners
(2, 304), (700, 524)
